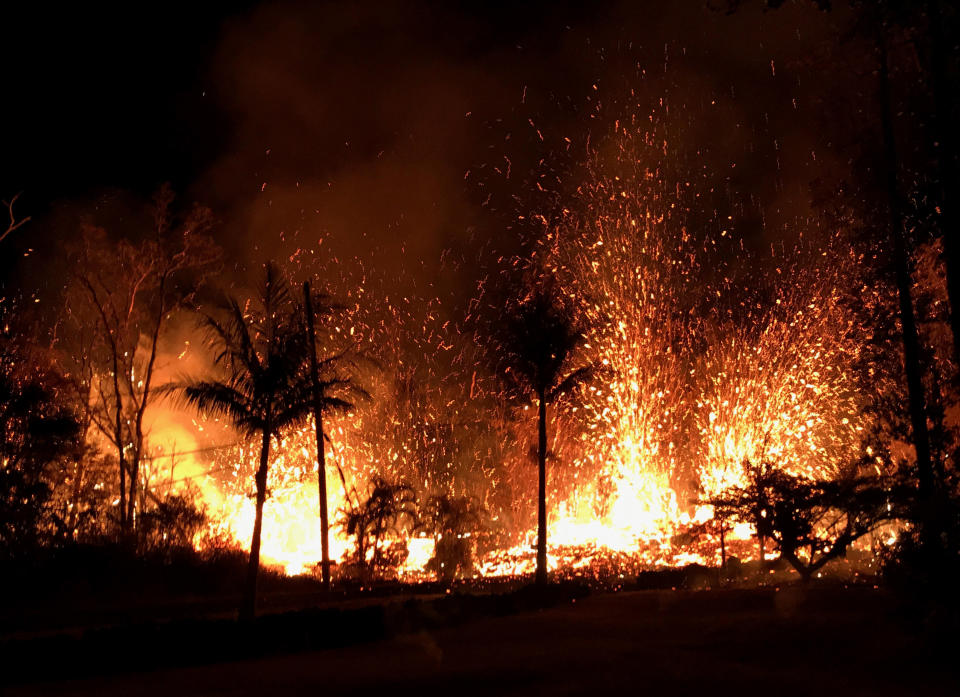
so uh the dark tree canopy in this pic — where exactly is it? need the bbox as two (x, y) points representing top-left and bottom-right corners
(497, 284), (591, 404)
(709, 460), (899, 581)
(0, 336), (82, 558)
(340, 476), (418, 581)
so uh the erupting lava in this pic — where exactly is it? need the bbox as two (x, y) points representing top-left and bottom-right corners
(178, 99), (873, 580)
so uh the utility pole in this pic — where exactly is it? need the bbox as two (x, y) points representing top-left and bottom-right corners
(304, 280), (331, 591)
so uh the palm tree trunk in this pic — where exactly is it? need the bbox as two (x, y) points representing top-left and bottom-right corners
(314, 411), (331, 589)
(536, 390), (548, 586)
(303, 281), (331, 591)
(242, 428), (271, 621)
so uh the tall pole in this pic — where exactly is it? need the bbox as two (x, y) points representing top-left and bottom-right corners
(304, 281), (331, 591)
(536, 390), (548, 586)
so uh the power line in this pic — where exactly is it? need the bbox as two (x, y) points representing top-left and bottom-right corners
(140, 443), (242, 461)
(153, 462), (243, 489)
(143, 442), (246, 490)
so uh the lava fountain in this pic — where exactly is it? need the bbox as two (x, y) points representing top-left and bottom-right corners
(184, 101), (875, 579)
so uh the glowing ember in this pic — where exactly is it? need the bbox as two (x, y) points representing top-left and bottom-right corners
(172, 94), (877, 581)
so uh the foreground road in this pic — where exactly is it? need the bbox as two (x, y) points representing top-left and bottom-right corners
(10, 588), (957, 696)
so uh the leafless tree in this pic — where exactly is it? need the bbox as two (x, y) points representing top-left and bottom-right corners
(0, 192), (30, 245)
(63, 186), (219, 540)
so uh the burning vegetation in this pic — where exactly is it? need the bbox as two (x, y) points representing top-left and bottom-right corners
(0, 117), (942, 590)
(2, 0), (959, 639)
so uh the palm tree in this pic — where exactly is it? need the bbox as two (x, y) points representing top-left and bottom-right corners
(497, 284), (593, 586)
(422, 493), (482, 581)
(301, 280), (368, 591)
(176, 263), (310, 620)
(339, 476), (418, 581)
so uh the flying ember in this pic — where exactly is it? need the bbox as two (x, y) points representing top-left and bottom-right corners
(185, 99), (872, 580)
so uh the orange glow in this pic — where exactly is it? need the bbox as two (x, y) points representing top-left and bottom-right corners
(164, 106), (883, 581)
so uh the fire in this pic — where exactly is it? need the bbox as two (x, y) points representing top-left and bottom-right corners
(195, 420), (355, 576)
(694, 260), (867, 498)
(165, 99), (879, 581)
(489, 109), (873, 574)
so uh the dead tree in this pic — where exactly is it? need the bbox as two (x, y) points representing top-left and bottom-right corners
(0, 193), (30, 245)
(64, 187), (218, 539)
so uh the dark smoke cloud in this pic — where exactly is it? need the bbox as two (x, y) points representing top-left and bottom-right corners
(8, 0), (858, 302)
(192, 1), (853, 285)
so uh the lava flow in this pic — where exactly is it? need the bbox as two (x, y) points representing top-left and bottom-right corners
(177, 99), (880, 581)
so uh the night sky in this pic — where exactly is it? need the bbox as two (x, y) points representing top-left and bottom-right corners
(3, 1), (857, 295)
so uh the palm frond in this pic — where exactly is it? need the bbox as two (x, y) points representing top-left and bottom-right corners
(497, 281), (591, 400)
(549, 365), (596, 402)
(179, 381), (261, 434)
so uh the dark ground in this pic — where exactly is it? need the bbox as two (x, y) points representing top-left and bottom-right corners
(7, 587), (957, 697)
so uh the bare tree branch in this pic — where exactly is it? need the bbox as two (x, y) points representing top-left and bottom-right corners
(0, 192), (31, 244)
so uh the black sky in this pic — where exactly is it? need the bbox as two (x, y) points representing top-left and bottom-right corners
(3, 0), (856, 295)
(3, 2), (243, 200)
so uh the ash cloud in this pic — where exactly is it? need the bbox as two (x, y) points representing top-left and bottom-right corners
(188, 1), (852, 295)
(6, 0), (857, 301)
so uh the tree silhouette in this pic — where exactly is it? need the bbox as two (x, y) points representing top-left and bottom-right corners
(175, 263), (310, 620)
(65, 188), (218, 539)
(740, 0), (949, 548)
(496, 283), (593, 586)
(0, 336), (81, 558)
(339, 476), (417, 582)
(709, 460), (898, 582)
(422, 493), (482, 581)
